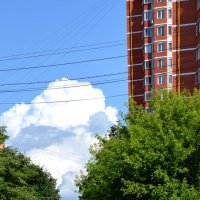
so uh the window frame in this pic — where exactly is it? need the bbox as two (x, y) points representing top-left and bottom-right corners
(158, 58), (164, 68)
(157, 42), (165, 52)
(168, 58), (172, 68)
(197, 21), (200, 35)
(198, 0), (200, 10)
(168, 42), (172, 51)
(144, 76), (152, 86)
(196, 46), (200, 60)
(143, 0), (151, 4)
(144, 10), (151, 21)
(168, 25), (172, 35)
(157, 8), (164, 19)
(144, 44), (152, 54)
(144, 60), (152, 69)
(168, 74), (172, 84)
(158, 74), (164, 85)
(157, 25), (164, 36)
(144, 92), (152, 101)
(144, 27), (151, 37)
(168, 8), (172, 19)
(196, 70), (200, 84)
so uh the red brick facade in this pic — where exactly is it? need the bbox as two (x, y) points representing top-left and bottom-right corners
(127, 0), (200, 109)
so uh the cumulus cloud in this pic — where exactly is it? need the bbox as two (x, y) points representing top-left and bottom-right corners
(0, 78), (118, 200)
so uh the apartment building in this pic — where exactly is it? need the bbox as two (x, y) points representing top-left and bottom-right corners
(127, 0), (200, 109)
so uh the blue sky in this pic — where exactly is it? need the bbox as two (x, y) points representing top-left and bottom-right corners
(0, 0), (127, 113)
(0, 1), (127, 199)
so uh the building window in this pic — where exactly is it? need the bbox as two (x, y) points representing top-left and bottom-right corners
(145, 92), (152, 101)
(144, 11), (151, 21)
(146, 107), (153, 112)
(158, 74), (164, 84)
(158, 0), (164, 2)
(144, 60), (152, 69)
(143, 0), (151, 4)
(144, 44), (152, 53)
(159, 89), (164, 100)
(196, 46), (200, 60)
(158, 58), (164, 68)
(168, 74), (172, 84)
(168, 58), (172, 68)
(145, 76), (152, 86)
(168, 9), (172, 18)
(157, 9), (164, 19)
(197, 70), (200, 83)
(168, 26), (172, 35)
(157, 25), (164, 36)
(198, 0), (200, 10)
(168, 42), (172, 51)
(197, 21), (200, 35)
(144, 28), (151, 37)
(158, 42), (164, 52)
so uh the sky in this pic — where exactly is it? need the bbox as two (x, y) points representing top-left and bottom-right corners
(0, 1), (127, 199)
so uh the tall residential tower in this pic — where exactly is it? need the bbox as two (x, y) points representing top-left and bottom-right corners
(127, 0), (200, 109)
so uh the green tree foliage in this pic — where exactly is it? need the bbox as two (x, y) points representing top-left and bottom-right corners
(0, 128), (60, 200)
(0, 126), (8, 144)
(75, 91), (200, 200)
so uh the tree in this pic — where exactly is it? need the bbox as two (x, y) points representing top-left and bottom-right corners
(75, 90), (200, 200)
(0, 128), (60, 200)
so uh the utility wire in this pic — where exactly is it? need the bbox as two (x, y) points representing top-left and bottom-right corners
(0, 28), (196, 74)
(0, 39), (126, 59)
(0, 1), (123, 104)
(0, 93), (128, 105)
(44, 0), (114, 53)
(0, 78), (128, 94)
(0, 57), (197, 90)
(0, 23), (193, 60)
(0, 43), (126, 62)
(0, 41), (190, 74)
(0, 24), (192, 61)
(29, 0), (111, 57)
(0, 55), (127, 72)
(0, 71), (128, 87)
(71, 0), (119, 48)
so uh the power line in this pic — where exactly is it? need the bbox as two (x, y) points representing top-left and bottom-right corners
(0, 23), (194, 60)
(0, 71), (128, 87)
(0, 39), (126, 59)
(43, 0), (116, 55)
(0, 55), (127, 72)
(0, 43), (126, 62)
(72, 0), (120, 48)
(0, 93), (128, 105)
(0, 26), (195, 62)
(0, 78), (128, 94)
(2, 58), (199, 94)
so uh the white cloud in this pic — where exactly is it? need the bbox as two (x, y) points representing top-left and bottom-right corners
(27, 130), (96, 186)
(0, 78), (118, 200)
(0, 79), (107, 137)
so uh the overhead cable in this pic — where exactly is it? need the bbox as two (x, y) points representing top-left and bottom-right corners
(0, 93), (128, 105)
(0, 71), (128, 87)
(0, 78), (128, 94)
(0, 55), (127, 72)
